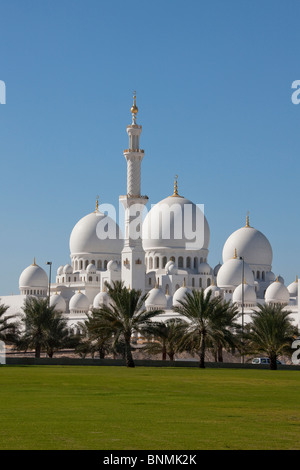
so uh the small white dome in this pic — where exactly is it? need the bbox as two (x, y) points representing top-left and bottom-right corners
(217, 257), (254, 289)
(198, 262), (212, 275)
(265, 271), (275, 282)
(69, 291), (90, 312)
(165, 261), (177, 274)
(214, 262), (222, 277)
(19, 260), (48, 290)
(57, 265), (64, 275)
(222, 222), (272, 267)
(63, 264), (73, 274)
(107, 260), (119, 272)
(288, 278), (298, 297)
(204, 283), (220, 298)
(232, 282), (257, 306)
(265, 280), (289, 305)
(172, 284), (192, 307)
(50, 292), (66, 312)
(145, 286), (167, 310)
(93, 291), (110, 308)
(86, 263), (96, 274)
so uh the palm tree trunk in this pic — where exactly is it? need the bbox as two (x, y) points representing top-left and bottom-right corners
(270, 353), (277, 370)
(35, 344), (41, 358)
(199, 333), (205, 368)
(125, 334), (135, 368)
(217, 344), (223, 362)
(169, 352), (174, 361)
(162, 345), (167, 361)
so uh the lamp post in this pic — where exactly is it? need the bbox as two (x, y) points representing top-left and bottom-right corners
(240, 256), (245, 364)
(46, 261), (52, 305)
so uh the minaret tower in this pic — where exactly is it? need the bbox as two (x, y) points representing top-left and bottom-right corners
(119, 93), (148, 291)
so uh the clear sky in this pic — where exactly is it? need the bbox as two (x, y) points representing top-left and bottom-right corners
(0, 0), (300, 294)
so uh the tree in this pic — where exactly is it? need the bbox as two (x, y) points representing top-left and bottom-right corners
(77, 313), (114, 359)
(93, 281), (164, 367)
(142, 319), (187, 361)
(173, 289), (239, 368)
(244, 303), (297, 370)
(0, 303), (20, 345)
(19, 297), (71, 358)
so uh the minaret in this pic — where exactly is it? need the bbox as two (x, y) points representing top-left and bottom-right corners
(119, 93), (148, 291)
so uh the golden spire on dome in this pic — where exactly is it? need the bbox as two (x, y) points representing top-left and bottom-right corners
(233, 248), (237, 259)
(183, 278), (186, 287)
(275, 276), (279, 282)
(170, 174), (183, 197)
(94, 195), (99, 212)
(32, 257), (37, 266)
(296, 275), (298, 283)
(166, 285), (169, 295)
(245, 211), (251, 228)
(131, 91), (138, 114)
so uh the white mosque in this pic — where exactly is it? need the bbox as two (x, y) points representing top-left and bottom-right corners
(3, 96), (299, 331)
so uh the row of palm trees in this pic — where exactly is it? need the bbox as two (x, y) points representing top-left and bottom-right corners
(0, 281), (297, 370)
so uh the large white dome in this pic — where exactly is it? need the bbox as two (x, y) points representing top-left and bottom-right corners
(70, 209), (123, 256)
(222, 221), (272, 267)
(217, 257), (254, 289)
(142, 195), (210, 252)
(172, 285), (192, 307)
(288, 278), (298, 297)
(19, 260), (48, 290)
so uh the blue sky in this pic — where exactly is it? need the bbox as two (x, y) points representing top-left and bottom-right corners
(0, 0), (300, 294)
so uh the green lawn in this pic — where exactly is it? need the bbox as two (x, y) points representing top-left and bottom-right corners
(0, 365), (299, 450)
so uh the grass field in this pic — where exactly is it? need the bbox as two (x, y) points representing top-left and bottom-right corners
(0, 365), (300, 450)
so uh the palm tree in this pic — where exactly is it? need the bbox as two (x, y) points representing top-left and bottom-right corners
(93, 281), (164, 367)
(19, 297), (70, 358)
(0, 303), (20, 345)
(173, 289), (238, 368)
(208, 300), (240, 362)
(244, 303), (297, 370)
(77, 313), (114, 359)
(143, 319), (187, 361)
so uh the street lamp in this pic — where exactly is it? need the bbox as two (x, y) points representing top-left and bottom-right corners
(239, 256), (245, 364)
(46, 261), (52, 304)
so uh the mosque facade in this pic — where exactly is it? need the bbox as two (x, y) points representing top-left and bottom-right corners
(2, 96), (299, 331)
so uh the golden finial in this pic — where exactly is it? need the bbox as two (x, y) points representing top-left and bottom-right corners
(170, 174), (182, 197)
(131, 91), (138, 114)
(94, 195), (99, 212)
(296, 275), (298, 283)
(78, 288), (81, 293)
(243, 277), (246, 284)
(245, 211), (250, 228)
(276, 276), (279, 282)
(183, 278), (186, 287)
(166, 285), (169, 295)
(233, 249), (237, 259)
(155, 280), (158, 289)
(11, 292), (13, 296)
(212, 279), (215, 286)
(32, 257), (37, 266)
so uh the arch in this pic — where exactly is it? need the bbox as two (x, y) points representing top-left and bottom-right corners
(162, 256), (167, 268)
(91, 260), (95, 266)
(68, 277), (71, 282)
(149, 277), (152, 286)
(178, 256), (184, 268)
(207, 278), (211, 287)
(149, 257), (153, 270)
(88, 276), (92, 282)
(85, 260), (89, 269)
(256, 271), (260, 280)
(104, 260), (108, 269)
(192, 278), (195, 287)
(155, 256), (159, 269)
(200, 257), (204, 264)
(79, 260), (83, 270)
(199, 278), (202, 288)
(186, 257), (191, 268)
(194, 257), (198, 269)
(170, 256), (175, 262)
(262, 271), (265, 281)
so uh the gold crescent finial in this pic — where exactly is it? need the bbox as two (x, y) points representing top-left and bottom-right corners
(32, 257), (36, 266)
(170, 174), (182, 197)
(233, 248), (237, 259)
(131, 91), (138, 114)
